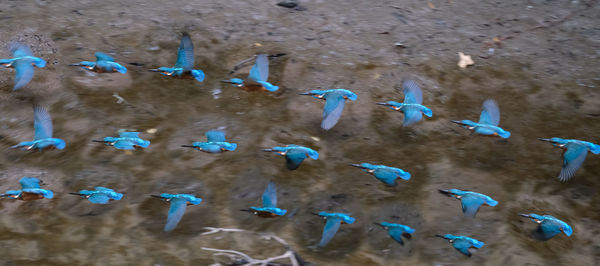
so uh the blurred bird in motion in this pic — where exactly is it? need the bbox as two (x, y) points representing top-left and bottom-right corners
(349, 163), (410, 186)
(151, 193), (202, 232)
(70, 52), (127, 74)
(149, 32), (205, 82)
(93, 131), (150, 150)
(0, 42), (46, 90)
(538, 137), (600, 181)
(10, 105), (66, 151)
(263, 144), (319, 170)
(241, 181), (287, 217)
(436, 234), (484, 257)
(519, 213), (572, 240)
(70, 187), (123, 204)
(1, 177), (53, 201)
(181, 130), (237, 153)
(376, 80), (433, 126)
(451, 99), (510, 138)
(222, 54), (279, 92)
(439, 189), (497, 217)
(312, 211), (355, 247)
(300, 89), (357, 130)
(373, 222), (415, 245)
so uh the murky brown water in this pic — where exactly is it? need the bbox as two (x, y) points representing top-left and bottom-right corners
(1, 0), (599, 265)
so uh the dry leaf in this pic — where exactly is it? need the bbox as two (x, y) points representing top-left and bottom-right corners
(458, 52), (474, 68)
(427, 1), (436, 9)
(254, 43), (263, 47)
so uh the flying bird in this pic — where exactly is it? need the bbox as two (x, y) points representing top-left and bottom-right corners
(439, 189), (498, 217)
(241, 181), (287, 217)
(300, 89), (357, 130)
(519, 213), (572, 240)
(70, 52), (127, 74)
(451, 99), (510, 138)
(149, 32), (205, 82)
(373, 222), (415, 245)
(93, 131), (150, 150)
(222, 54), (279, 92)
(349, 163), (411, 186)
(181, 130), (237, 153)
(263, 144), (319, 170)
(1, 177), (53, 201)
(436, 234), (484, 257)
(376, 80), (433, 126)
(70, 187), (123, 204)
(312, 212), (355, 247)
(10, 105), (66, 151)
(151, 193), (202, 232)
(0, 42), (46, 90)
(538, 138), (600, 181)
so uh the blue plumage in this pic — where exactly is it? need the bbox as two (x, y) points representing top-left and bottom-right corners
(300, 89), (357, 130)
(263, 144), (319, 170)
(439, 189), (498, 217)
(182, 130), (237, 153)
(313, 212), (355, 247)
(0, 43), (46, 90)
(150, 32), (204, 82)
(244, 181), (287, 217)
(152, 193), (202, 232)
(94, 131), (150, 150)
(70, 52), (127, 74)
(451, 99), (510, 138)
(538, 138), (599, 181)
(350, 163), (411, 186)
(71, 187), (123, 204)
(377, 80), (433, 126)
(519, 213), (572, 240)
(436, 234), (484, 257)
(10, 105), (66, 151)
(1, 177), (53, 200)
(223, 54), (279, 92)
(374, 222), (415, 245)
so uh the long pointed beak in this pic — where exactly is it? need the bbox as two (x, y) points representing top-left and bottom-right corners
(537, 138), (552, 142)
(221, 80), (235, 83)
(69, 63), (82, 66)
(450, 120), (466, 126)
(92, 140), (106, 143)
(518, 214), (531, 218)
(240, 209), (253, 213)
(299, 92), (313, 96)
(373, 222), (384, 228)
(181, 145), (195, 148)
(268, 53), (287, 58)
(0, 194), (7, 197)
(376, 102), (390, 106)
(150, 195), (163, 199)
(349, 163), (366, 169)
(148, 69), (160, 72)
(438, 189), (453, 197)
(69, 192), (83, 196)
(311, 212), (321, 217)
(263, 149), (274, 152)
(435, 234), (446, 239)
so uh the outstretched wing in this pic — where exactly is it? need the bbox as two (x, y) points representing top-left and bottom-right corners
(388, 227), (406, 245)
(88, 193), (111, 204)
(33, 105), (53, 140)
(402, 108), (423, 126)
(113, 140), (135, 150)
(262, 181), (277, 208)
(479, 99), (500, 126)
(248, 54), (269, 82)
(559, 143), (589, 181)
(461, 195), (485, 217)
(319, 217), (342, 247)
(10, 43), (33, 57)
(403, 80), (423, 104)
(119, 132), (140, 138)
(205, 130), (226, 142)
(164, 197), (188, 232)
(372, 168), (399, 186)
(13, 60), (35, 90)
(285, 150), (308, 170)
(321, 95), (346, 130)
(19, 177), (41, 189)
(452, 239), (473, 257)
(95, 52), (115, 62)
(174, 32), (194, 70)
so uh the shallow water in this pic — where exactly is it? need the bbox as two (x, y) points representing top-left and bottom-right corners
(1, 0), (600, 265)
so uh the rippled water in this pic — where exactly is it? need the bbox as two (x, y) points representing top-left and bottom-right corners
(1, 0), (599, 265)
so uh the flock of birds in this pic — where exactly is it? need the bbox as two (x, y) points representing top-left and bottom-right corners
(0, 31), (594, 257)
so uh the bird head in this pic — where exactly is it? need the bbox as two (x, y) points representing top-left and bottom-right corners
(349, 163), (375, 170)
(1, 190), (22, 199)
(519, 213), (544, 223)
(538, 137), (567, 146)
(70, 61), (95, 69)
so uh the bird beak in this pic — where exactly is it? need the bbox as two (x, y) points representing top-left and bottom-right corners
(0, 194), (7, 197)
(92, 140), (106, 143)
(537, 138), (552, 142)
(376, 102), (390, 106)
(69, 63), (82, 66)
(240, 209), (252, 213)
(268, 53), (287, 58)
(221, 80), (235, 83)
(148, 69), (160, 72)
(438, 189), (454, 197)
(373, 222), (384, 228)
(298, 92), (313, 96)
(310, 212), (321, 217)
(518, 214), (531, 218)
(69, 192), (83, 196)
(349, 163), (366, 169)
(435, 234), (446, 239)
(150, 195), (163, 199)
(262, 149), (274, 152)
(181, 145), (195, 148)
(450, 120), (466, 126)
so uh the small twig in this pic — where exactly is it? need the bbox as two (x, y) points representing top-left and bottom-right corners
(112, 92), (128, 104)
(201, 227), (245, 235)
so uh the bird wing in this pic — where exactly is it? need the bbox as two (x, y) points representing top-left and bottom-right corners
(205, 130), (226, 142)
(262, 181), (277, 208)
(11, 43), (33, 57)
(94, 187), (115, 192)
(321, 95), (346, 130)
(461, 195), (485, 217)
(95, 52), (115, 62)
(387, 227), (406, 245)
(319, 217), (342, 246)
(174, 32), (194, 70)
(113, 140), (135, 150)
(452, 239), (473, 257)
(19, 177), (41, 189)
(88, 193), (111, 204)
(478, 99), (500, 126)
(559, 143), (589, 181)
(402, 80), (423, 104)
(372, 168), (398, 186)
(12, 60), (35, 90)
(285, 150), (308, 170)
(402, 108), (424, 126)
(248, 54), (269, 82)
(119, 132), (140, 138)
(33, 105), (53, 140)
(164, 197), (188, 232)
(539, 220), (562, 239)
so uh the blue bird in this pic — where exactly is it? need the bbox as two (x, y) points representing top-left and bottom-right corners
(10, 105), (66, 151)
(241, 181), (287, 217)
(439, 189), (498, 217)
(300, 89), (357, 130)
(312, 211), (356, 247)
(222, 54), (279, 92)
(151, 193), (202, 232)
(93, 131), (150, 150)
(263, 144), (319, 170)
(70, 52), (127, 74)
(149, 32), (205, 82)
(181, 130), (237, 153)
(436, 234), (484, 257)
(349, 163), (411, 186)
(374, 222), (415, 245)
(376, 80), (433, 126)
(538, 138), (600, 181)
(519, 213), (572, 240)
(451, 99), (511, 138)
(70, 187), (123, 204)
(0, 42), (46, 90)
(0, 177), (53, 201)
